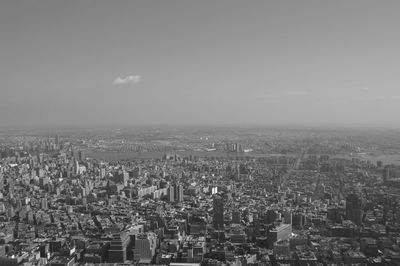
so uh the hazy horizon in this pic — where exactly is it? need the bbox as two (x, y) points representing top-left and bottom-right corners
(2, 1), (400, 127)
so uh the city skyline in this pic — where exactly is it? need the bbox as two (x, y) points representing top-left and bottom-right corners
(2, 1), (400, 127)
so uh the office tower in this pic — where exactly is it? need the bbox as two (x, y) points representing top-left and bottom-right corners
(175, 184), (184, 202)
(168, 185), (175, 202)
(37, 168), (45, 178)
(108, 233), (130, 263)
(267, 223), (292, 248)
(41, 198), (48, 210)
(74, 159), (79, 175)
(312, 178), (325, 201)
(78, 150), (84, 162)
(266, 209), (278, 224)
(283, 210), (292, 225)
(274, 240), (291, 257)
(213, 195), (224, 229)
(100, 168), (106, 178)
(134, 233), (157, 262)
(122, 170), (129, 186)
(38, 153), (44, 164)
(232, 210), (241, 224)
(346, 194), (363, 226)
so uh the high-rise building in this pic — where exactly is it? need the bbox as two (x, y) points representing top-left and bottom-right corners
(267, 223), (292, 248)
(213, 195), (224, 229)
(346, 194), (363, 226)
(78, 150), (84, 162)
(99, 168), (106, 179)
(175, 184), (184, 202)
(41, 198), (48, 210)
(134, 233), (157, 263)
(232, 210), (241, 224)
(108, 233), (130, 263)
(74, 159), (79, 175)
(283, 210), (292, 225)
(168, 185), (175, 202)
(122, 170), (129, 186)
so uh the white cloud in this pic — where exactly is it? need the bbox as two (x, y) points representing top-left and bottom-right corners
(259, 90), (310, 99)
(113, 75), (142, 85)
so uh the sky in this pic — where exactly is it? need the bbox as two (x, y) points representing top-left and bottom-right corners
(1, 0), (400, 127)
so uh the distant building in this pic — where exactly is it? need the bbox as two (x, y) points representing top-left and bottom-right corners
(41, 198), (48, 210)
(108, 233), (130, 263)
(48, 256), (74, 266)
(175, 184), (184, 202)
(267, 223), (292, 248)
(213, 195), (224, 229)
(134, 232), (157, 263)
(274, 240), (290, 257)
(168, 185), (175, 202)
(78, 150), (84, 162)
(346, 194), (363, 226)
(232, 210), (241, 224)
(73, 159), (79, 175)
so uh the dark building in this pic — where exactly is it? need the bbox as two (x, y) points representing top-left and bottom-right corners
(213, 195), (224, 229)
(232, 210), (241, 224)
(78, 150), (84, 162)
(175, 184), (184, 202)
(108, 233), (130, 263)
(346, 194), (363, 226)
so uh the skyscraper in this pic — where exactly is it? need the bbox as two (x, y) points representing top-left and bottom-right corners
(168, 185), (175, 202)
(232, 210), (241, 224)
(175, 184), (184, 202)
(74, 159), (79, 175)
(134, 233), (157, 263)
(108, 233), (130, 263)
(346, 194), (363, 226)
(213, 195), (224, 229)
(41, 198), (48, 210)
(78, 150), (84, 162)
(267, 223), (292, 248)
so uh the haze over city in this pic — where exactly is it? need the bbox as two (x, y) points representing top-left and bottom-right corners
(2, 0), (400, 127)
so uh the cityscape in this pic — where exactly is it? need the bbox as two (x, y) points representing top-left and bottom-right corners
(2, 1), (400, 265)
(1, 126), (400, 265)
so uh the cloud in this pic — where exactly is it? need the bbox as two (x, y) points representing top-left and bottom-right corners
(113, 75), (142, 85)
(258, 90), (310, 99)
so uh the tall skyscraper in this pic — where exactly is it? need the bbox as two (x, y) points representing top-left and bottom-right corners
(134, 233), (157, 262)
(267, 223), (292, 248)
(78, 150), (84, 162)
(168, 185), (175, 202)
(175, 184), (184, 202)
(99, 168), (106, 178)
(213, 195), (224, 229)
(232, 210), (241, 224)
(74, 159), (79, 175)
(108, 233), (130, 263)
(346, 194), (363, 226)
(41, 198), (48, 210)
